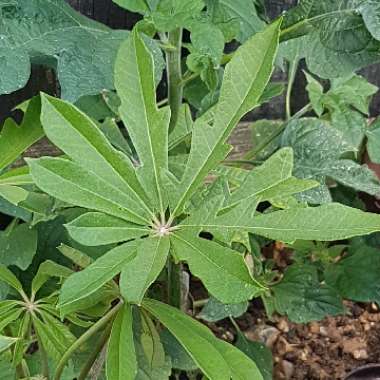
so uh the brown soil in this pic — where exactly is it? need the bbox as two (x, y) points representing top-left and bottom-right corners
(202, 300), (380, 380)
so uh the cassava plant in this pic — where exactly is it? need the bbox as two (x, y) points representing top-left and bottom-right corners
(22, 18), (380, 380)
(2, 1), (380, 379)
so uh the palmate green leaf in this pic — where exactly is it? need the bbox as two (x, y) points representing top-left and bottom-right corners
(0, 0), (130, 101)
(0, 223), (37, 270)
(0, 96), (42, 171)
(171, 231), (264, 304)
(325, 246), (380, 305)
(39, 93), (151, 213)
(120, 236), (170, 304)
(0, 335), (18, 355)
(0, 265), (24, 296)
(33, 312), (76, 363)
(184, 201), (380, 243)
(12, 312), (30, 366)
(107, 303), (137, 380)
(0, 308), (24, 332)
(228, 147), (318, 208)
(58, 241), (137, 316)
(136, 311), (171, 380)
(116, 30), (169, 213)
(143, 299), (262, 380)
(27, 157), (151, 225)
(65, 212), (150, 246)
(31, 260), (73, 296)
(170, 20), (282, 216)
(268, 265), (344, 323)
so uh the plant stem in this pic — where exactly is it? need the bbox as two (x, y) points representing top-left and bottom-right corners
(166, 28), (183, 133)
(77, 323), (112, 380)
(53, 302), (122, 380)
(167, 259), (182, 309)
(285, 59), (299, 120)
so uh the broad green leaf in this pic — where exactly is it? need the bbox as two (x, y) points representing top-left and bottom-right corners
(0, 167), (32, 186)
(0, 357), (15, 379)
(0, 265), (24, 296)
(358, 0), (380, 41)
(150, 0), (204, 31)
(0, 96), (42, 171)
(268, 265), (344, 323)
(236, 334), (273, 380)
(0, 223), (37, 270)
(218, 0), (266, 42)
(187, 21), (225, 88)
(187, 21), (224, 68)
(187, 202), (380, 243)
(160, 329), (197, 371)
(39, 94), (150, 214)
(66, 212), (150, 246)
(366, 118), (380, 164)
(58, 241), (137, 316)
(325, 246), (380, 305)
(281, 2), (380, 78)
(204, 0), (241, 42)
(199, 297), (248, 322)
(32, 260), (73, 296)
(171, 232), (263, 303)
(170, 20), (281, 216)
(107, 303), (137, 380)
(215, 340), (263, 380)
(27, 157), (151, 225)
(120, 236), (170, 304)
(0, 336), (18, 354)
(281, 118), (380, 203)
(116, 30), (169, 213)
(142, 298), (231, 380)
(112, 0), (156, 14)
(0, 0), (131, 101)
(328, 75), (378, 115)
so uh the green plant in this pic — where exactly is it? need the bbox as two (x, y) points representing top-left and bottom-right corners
(2, 1), (380, 379)
(22, 19), (380, 380)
